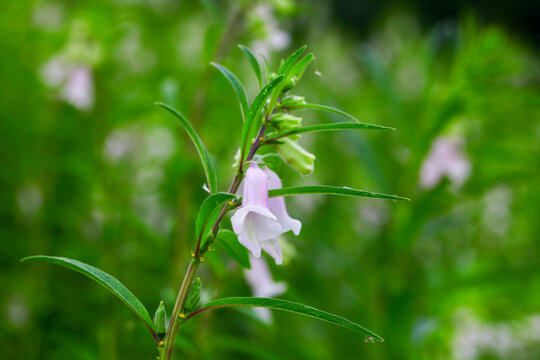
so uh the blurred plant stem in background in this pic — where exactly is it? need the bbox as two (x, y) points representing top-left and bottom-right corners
(171, 2), (250, 286)
(1, 0), (540, 359)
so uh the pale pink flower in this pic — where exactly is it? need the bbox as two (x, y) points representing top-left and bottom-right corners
(41, 56), (94, 111)
(60, 66), (94, 111)
(264, 167), (301, 237)
(231, 163), (301, 265)
(244, 256), (287, 322)
(419, 136), (471, 189)
(231, 163), (283, 263)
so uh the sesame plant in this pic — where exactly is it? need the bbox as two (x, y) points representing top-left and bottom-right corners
(22, 45), (408, 360)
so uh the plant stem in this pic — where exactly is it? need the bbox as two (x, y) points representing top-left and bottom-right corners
(162, 124), (268, 360)
(161, 259), (199, 360)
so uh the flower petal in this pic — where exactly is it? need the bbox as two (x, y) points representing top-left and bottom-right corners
(263, 167), (302, 236)
(243, 162), (270, 208)
(261, 238), (283, 265)
(231, 205), (282, 258)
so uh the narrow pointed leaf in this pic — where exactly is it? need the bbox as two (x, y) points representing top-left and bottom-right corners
(260, 53), (270, 82)
(266, 122), (394, 142)
(240, 76), (284, 163)
(211, 62), (248, 122)
(294, 103), (368, 123)
(238, 45), (262, 88)
(268, 185), (409, 201)
(290, 53), (314, 81)
(156, 102), (217, 193)
(186, 297), (384, 341)
(21, 255), (158, 343)
(215, 229), (250, 268)
(268, 45), (307, 114)
(278, 45), (307, 76)
(195, 193), (236, 241)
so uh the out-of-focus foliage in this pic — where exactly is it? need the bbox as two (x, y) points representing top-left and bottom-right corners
(1, 0), (539, 359)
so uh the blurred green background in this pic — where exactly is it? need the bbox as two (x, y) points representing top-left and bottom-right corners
(2, 0), (540, 359)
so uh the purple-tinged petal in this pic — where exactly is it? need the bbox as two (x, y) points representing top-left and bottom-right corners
(242, 162), (270, 208)
(263, 167), (302, 236)
(261, 239), (283, 265)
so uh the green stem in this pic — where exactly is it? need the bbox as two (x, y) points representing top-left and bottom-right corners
(161, 259), (200, 360)
(162, 121), (269, 360)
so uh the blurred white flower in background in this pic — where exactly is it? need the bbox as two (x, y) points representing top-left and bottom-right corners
(482, 185), (513, 237)
(41, 56), (95, 111)
(16, 183), (43, 219)
(250, 4), (291, 58)
(60, 65), (94, 111)
(102, 123), (176, 235)
(419, 136), (471, 189)
(32, 2), (64, 32)
(244, 255), (287, 323)
(115, 23), (157, 74)
(452, 309), (540, 360)
(5, 295), (29, 329)
(39, 19), (102, 111)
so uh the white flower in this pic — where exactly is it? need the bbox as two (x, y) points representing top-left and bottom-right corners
(231, 163), (301, 265)
(264, 167), (301, 237)
(41, 56), (95, 111)
(244, 255), (287, 323)
(60, 66), (94, 111)
(250, 4), (291, 58)
(231, 162), (283, 263)
(419, 136), (471, 189)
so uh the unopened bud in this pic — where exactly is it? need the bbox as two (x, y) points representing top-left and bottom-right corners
(153, 301), (167, 340)
(269, 113), (302, 130)
(282, 77), (297, 92)
(184, 277), (202, 313)
(280, 95), (307, 110)
(274, 138), (315, 175)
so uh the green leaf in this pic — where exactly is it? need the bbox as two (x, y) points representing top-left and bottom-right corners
(238, 45), (262, 88)
(21, 255), (158, 343)
(240, 76), (284, 164)
(215, 229), (250, 268)
(202, 24), (222, 63)
(187, 297), (384, 341)
(295, 103), (368, 123)
(260, 53), (270, 82)
(211, 62), (249, 122)
(156, 103), (217, 194)
(268, 185), (409, 201)
(278, 45), (307, 76)
(290, 53), (314, 81)
(195, 193), (236, 242)
(266, 122), (394, 142)
(268, 45), (307, 114)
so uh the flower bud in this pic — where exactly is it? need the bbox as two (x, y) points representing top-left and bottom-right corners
(184, 277), (202, 313)
(280, 95), (307, 110)
(153, 301), (167, 340)
(274, 138), (315, 175)
(282, 77), (297, 92)
(269, 113), (302, 130)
